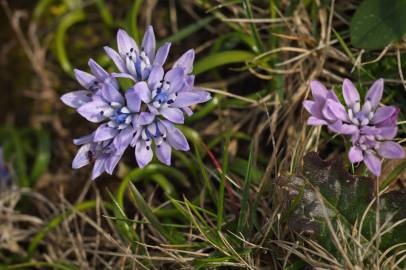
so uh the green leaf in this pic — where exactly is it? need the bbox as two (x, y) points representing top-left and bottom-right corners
(350, 0), (406, 49)
(193, 50), (255, 75)
(30, 130), (51, 183)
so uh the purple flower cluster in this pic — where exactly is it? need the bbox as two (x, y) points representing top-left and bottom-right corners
(61, 26), (211, 179)
(304, 79), (404, 176)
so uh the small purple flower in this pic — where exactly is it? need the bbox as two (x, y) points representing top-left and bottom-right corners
(133, 50), (211, 123)
(104, 26), (171, 81)
(131, 115), (189, 168)
(72, 133), (126, 179)
(304, 78), (404, 176)
(303, 81), (357, 134)
(61, 59), (118, 108)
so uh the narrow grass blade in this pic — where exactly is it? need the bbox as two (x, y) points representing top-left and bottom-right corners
(194, 50), (255, 75)
(380, 160), (406, 190)
(30, 129), (50, 183)
(217, 131), (230, 230)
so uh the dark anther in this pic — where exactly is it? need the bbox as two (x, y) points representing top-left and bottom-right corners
(141, 47), (144, 51)
(146, 146), (150, 150)
(129, 56), (133, 60)
(167, 99), (174, 104)
(130, 48), (134, 52)
(86, 93), (93, 97)
(100, 111), (104, 115)
(157, 145), (160, 148)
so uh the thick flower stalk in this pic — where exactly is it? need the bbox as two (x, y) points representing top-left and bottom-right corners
(304, 78), (404, 176)
(61, 26), (211, 179)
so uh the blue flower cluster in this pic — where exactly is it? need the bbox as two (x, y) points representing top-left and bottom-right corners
(61, 27), (211, 179)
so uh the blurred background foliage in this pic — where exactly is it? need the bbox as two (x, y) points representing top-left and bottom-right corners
(1, 0), (406, 269)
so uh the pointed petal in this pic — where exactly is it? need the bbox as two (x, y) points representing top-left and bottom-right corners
(160, 107), (184, 124)
(182, 107), (193, 116)
(135, 141), (153, 168)
(91, 158), (106, 180)
(125, 87), (141, 112)
(172, 91), (211, 108)
(164, 67), (184, 93)
(138, 112), (155, 125)
(310, 80), (328, 102)
(326, 90), (339, 102)
(74, 69), (96, 89)
(364, 152), (381, 176)
(61, 90), (93, 108)
(104, 46), (125, 73)
(94, 124), (118, 141)
(117, 29), (138, 57)
(365, 79), (384, 108)
(173, 49), (195, 74)
(378, 127), (398, 140)
(88, 59), (109, 81)
(342, 79), (360, 106)
(73, 133), (94, 145)
(148, 66), (164, 89)
(153, 42), (171, 66)
(133, 81), (151, 103)
(378, 141), (404, 159)
(160, 120), (190, 151)
(105, 149), (125, 174)
(308, 116), (328, 126)
(371, 106), (397, 125)
(101, 84), (124, 104)
(156, 142), (171, 165)
(323, 99), (348, 122)
(113, 127), (133, 150)
(141, 25), (156, 62)
(303, 100), (315, 113)
(77, 100), (110, 123)
(112, 72), (136, 81)
(348, 146), (364, 163)
(72, 144), (91, 169)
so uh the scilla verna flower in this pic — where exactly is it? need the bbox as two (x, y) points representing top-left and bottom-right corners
(61, 26), (211, 179)
(304, 78), (404, 176)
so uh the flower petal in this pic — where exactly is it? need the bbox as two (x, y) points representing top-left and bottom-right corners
(133, 81), (151, 103)
(101, 84), (124, 104)
(117, 29), (138, 57)
(160, 120), (190, 151)
(135, 141), (153, 168)
(153, 42), (171, 66)
(348, 146), (364, 163)
(173, 49), (194, 74)
(164, 68), (184, 93)
(160, 107), (184, 124)
(113, 126), (133, 150)
(94, 124), (118, 142)
(365, 78), (384, 108)
(73, 133), (94, 145)
(105, 150), (124, 175)
(77, 100), (110, 123)
(156, 142), (171, 165)
(141, 25), (156, 62)
(72, 144), (91, 169)
(342, 79), (360, 106)
(173, 91), (211, 108)
(92, 158), (106, 180)
(323, 99), (348, 122)
(371, 106), (397, 125)
(310, 80), (328, 102)
(148, 66), (164, 89)
(74, 69), (96, 89)
(88, 59), (109, 82)
(378, 127), (398, 140)
(364, 151), (381, 176)
(308, 116), (328, 126)
(138, 112), (155, 125)
(104, 46), (125, 73)
(112, 72), (136, 81)
(182, 107), (193, 116)
(61, 90), (93, 108)
(377, 141), (404, 159)
(125, 87), (141, 112)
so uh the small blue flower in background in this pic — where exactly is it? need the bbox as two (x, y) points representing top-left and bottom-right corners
(304, 79), (404, 176)
(61, 26), (211, 179)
